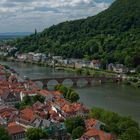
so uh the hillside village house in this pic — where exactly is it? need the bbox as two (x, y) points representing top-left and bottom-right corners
(7, 122), (25, 140)
(108, 63), (128, 73)
(0, 106), (18, 125)
(74, 59), (100, 69)
(17, 52), (47, 63)
(0, 89), (20, 106)
(90, 60), (101, 69)
(17, 54), (27, 61)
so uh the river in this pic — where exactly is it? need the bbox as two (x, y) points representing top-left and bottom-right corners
(0, 61), (140, 124)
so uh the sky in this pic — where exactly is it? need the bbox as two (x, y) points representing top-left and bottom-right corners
(0, 0), (114, 33)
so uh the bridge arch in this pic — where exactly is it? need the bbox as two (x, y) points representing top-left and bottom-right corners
(47, 80), (59, 90)
(31, 76), (120, 88)
(77, 78), (88, 87)
(34, 81), (44, 89)
(62, 79), (73, 87)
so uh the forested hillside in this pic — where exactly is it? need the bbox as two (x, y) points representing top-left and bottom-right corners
(11, 0), (140, 68)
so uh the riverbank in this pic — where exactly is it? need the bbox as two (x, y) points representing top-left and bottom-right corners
(1, 58), (140, 88)
(2, 57), (118, 77)
(123, 78), (140, 88)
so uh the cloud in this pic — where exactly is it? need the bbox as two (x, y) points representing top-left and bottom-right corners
(0, 0), (113, 32)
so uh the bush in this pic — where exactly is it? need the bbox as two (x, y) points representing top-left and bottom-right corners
(136, 65), (140, 73)
(26, 128), (47, 140)
(56, 85), (80, 102)
(72, 126), (85, 139)
(0, 126), (11, 140)
(89, 107), (140, 139)
(65, 116), (85, 134)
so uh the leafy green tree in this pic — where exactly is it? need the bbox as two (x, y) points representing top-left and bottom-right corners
(59, 85), (68, 96)
(124, 56), (133, 68)
(54, 84), (62, 90)
(55, 85), (79, 102)
(26, 128), (47, 140)
(72, 126), (85, 139)
(76, 68), (83, 75)
(136, 65), (140, 73)
(90, 107), (140, 139)
(117, 116), (139, 134)
(33, 94), (45, 103)
(69, 91), (79, 102)
(15, 103), (20, 109)
(0, 126), (11, 140)
(120, 127), (140, 140)
(65, 116), (85, 134)
(85, 70), (90, 75)
(23, 94), (32, 106)
(83, 55), (91, 61)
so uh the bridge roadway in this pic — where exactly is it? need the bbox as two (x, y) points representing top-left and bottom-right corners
(31, 76), (122, 87)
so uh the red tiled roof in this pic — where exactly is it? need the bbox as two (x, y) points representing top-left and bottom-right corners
(0, 72), (5, 75)
(83, 128), (112, 140)
(62, 104), (74, 113)
(7, 123), (25, 134)
(21, 90), (36, 95)
(52, 91), (62, 95)
(1, 111), (11, 118)
(0, 65), (4, 69)
(49, 109), (57, 117)
(20, 108), (35, 121)
(39, 90), (52, 96)
(86, 118), (98, 128)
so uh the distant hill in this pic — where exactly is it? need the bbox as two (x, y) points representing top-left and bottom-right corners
(11, 0), (140, 68)
(0, 32), (32, 36)
(0, 32), (32, 40)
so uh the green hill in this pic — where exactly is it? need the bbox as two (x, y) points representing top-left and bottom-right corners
(12, 0), (140, 68)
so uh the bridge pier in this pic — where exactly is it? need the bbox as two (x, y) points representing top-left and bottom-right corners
(57, 79), (64, 85)
(42, 80), (49, 89)
(73, 82), (77, 87)
(99, 80), (102, 84)
(87, 80), (92, 86)
(72, 79), (78, 87)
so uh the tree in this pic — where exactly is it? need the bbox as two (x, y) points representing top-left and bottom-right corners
(59, 85), (68, 96)
(26, 128), (47, 140)
(15, 103), (20, 109)
(23, 94), (32, 106)
(90, 107), (140, 139)
(85, 69), (90, 75)
(76, 68), (83, 75)
(117, 116), (139, 135)
(120, 127), (140, 140)
(72, 126), (85, 139)
(54, 84), (62, 90)
(69, 91), (79, 102)
(55, 85), (80, 102)
(65, 116), (85, 134)
(0, 126), (11, 140)
(136, 65), (140, 73)
(124, 55), (133, 68)
(33, 94), (45, 103)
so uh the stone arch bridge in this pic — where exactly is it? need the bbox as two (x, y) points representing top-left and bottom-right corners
(31, 76), (122, 88)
